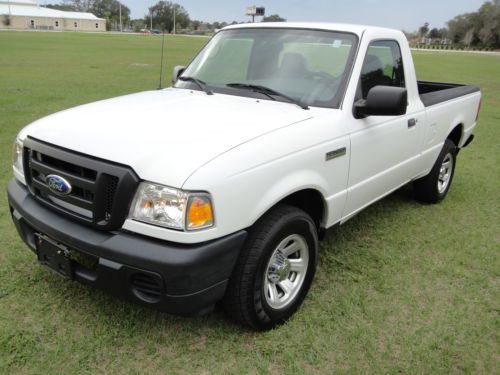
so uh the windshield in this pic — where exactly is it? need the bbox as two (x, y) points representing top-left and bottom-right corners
(175, 28), (358, 108)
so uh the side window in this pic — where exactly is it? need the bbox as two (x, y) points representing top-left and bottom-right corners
(358, 40), (405, 100)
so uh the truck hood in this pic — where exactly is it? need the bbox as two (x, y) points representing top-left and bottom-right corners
(22, 88), (313, 187)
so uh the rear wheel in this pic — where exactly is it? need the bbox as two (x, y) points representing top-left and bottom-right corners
(223, 204), (318, 330)
(413, 139), (457, 203)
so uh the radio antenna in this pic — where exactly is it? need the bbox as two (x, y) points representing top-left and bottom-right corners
(158, 32), (166, 89)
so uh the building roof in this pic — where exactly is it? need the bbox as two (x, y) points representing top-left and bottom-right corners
(7, 0), (38, 4)
(0, 0), (104, 20)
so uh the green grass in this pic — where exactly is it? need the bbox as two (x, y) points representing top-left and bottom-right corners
(0, 32), (499, 374)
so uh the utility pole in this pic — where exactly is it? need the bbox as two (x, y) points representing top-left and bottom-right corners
(173, 4), (176, 35)
(119, 1), (122, 32)
(150, 9), (153, 30)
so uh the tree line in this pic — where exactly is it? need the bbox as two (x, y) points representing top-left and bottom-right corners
(409, 0), (500, 48)
(447, 0), (499, 47)
(45, 0), (499, 46)
(133, 1), (286, 33)
(45, 1), (286, 33)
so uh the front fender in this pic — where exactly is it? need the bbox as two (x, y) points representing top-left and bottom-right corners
(246, 170), (329, 227)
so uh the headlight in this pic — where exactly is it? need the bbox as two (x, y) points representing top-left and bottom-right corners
(12, 138), (24, 175)
(129, 182), (214, 231)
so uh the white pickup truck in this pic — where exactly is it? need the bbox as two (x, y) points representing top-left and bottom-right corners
(8, 23), (481, 330)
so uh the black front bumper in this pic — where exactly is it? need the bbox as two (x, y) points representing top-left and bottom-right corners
(7, 179), (247, 315)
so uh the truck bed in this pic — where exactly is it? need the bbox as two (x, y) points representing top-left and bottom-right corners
(418, 81), (480, 107)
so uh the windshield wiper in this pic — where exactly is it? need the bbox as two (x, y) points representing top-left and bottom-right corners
(226, 83), (309, 110)
(178, 76), (213, 95)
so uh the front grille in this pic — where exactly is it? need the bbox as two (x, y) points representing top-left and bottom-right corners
(24, 137), (139, 231)
(38, 152), (98, 180)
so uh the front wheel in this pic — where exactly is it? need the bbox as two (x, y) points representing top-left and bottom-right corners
(413, 139), (457, 203)
(223, 204), (318, 330)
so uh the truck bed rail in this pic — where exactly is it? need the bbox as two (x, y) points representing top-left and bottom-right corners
(418, 81), (480, 107)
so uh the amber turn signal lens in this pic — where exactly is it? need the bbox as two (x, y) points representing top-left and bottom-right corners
(141, 200), (153, 209)
(187, 196), (214, 230)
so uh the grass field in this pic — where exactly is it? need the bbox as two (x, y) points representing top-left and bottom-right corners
(0, 32), (499, 374)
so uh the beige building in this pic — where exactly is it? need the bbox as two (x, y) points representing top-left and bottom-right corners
(0, 0), (105, 32)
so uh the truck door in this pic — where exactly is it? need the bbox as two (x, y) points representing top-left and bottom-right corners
(344, 40), (425, 218)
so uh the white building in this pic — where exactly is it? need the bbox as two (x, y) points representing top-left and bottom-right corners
(0, 0), (105, 31)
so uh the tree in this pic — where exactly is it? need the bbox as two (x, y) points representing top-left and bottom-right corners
(146, 1), (190, 33)
(191, 20), (201, 31)
(45, 3), (77, 11)
(2, 14), (11, 26)
(477, 0), (500, 47)
(89, 0), (130, 30)
(418, 22), (429, 38)
(262, 14), (286, 22)
(447, 14), (471, 43)
(428, 28), (440, 39)
(446, 0), (500, 47)
(438, 28), (448, 39)
(61, 0), (93, 11)
(464, 29), (475, 48)
(130, 19), (145, 32)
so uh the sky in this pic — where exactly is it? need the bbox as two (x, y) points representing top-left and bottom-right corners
(115, 0), (487, 31)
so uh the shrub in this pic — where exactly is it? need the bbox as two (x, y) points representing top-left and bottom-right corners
(2, 14), (11, 26)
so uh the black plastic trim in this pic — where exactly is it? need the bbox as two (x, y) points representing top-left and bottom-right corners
(24, 136), (140, 231)
(462, 134), (474, 148)
(418, 81), (480, 107)
(354, 86), (408, 118)
(8, 179), (247, 314)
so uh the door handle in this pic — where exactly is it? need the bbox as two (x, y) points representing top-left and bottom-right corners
(408, 118), (418, 128)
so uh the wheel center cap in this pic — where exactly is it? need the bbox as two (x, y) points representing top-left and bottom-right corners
(267, 251), (291, 283)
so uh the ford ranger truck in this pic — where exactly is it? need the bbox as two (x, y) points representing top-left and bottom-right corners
(8, 23), (481, 330)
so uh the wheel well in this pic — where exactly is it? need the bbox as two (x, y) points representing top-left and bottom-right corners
(447, 124), (463, 147)
(278, 189), (325, 231)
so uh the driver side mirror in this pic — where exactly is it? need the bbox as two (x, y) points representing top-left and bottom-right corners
(172, 65), (186, 84)
(354, 86), (407, 118)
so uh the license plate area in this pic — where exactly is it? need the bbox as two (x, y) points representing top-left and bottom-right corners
(36, 233), (73, 279)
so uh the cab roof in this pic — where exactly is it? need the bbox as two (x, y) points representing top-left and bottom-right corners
(222, 22), (401, 38)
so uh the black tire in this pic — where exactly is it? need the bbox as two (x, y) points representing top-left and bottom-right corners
(223, 204), (318, 330)
(413, 139), (457, 203)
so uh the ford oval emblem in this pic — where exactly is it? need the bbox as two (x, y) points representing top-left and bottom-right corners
(46, 175), (72, 195)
